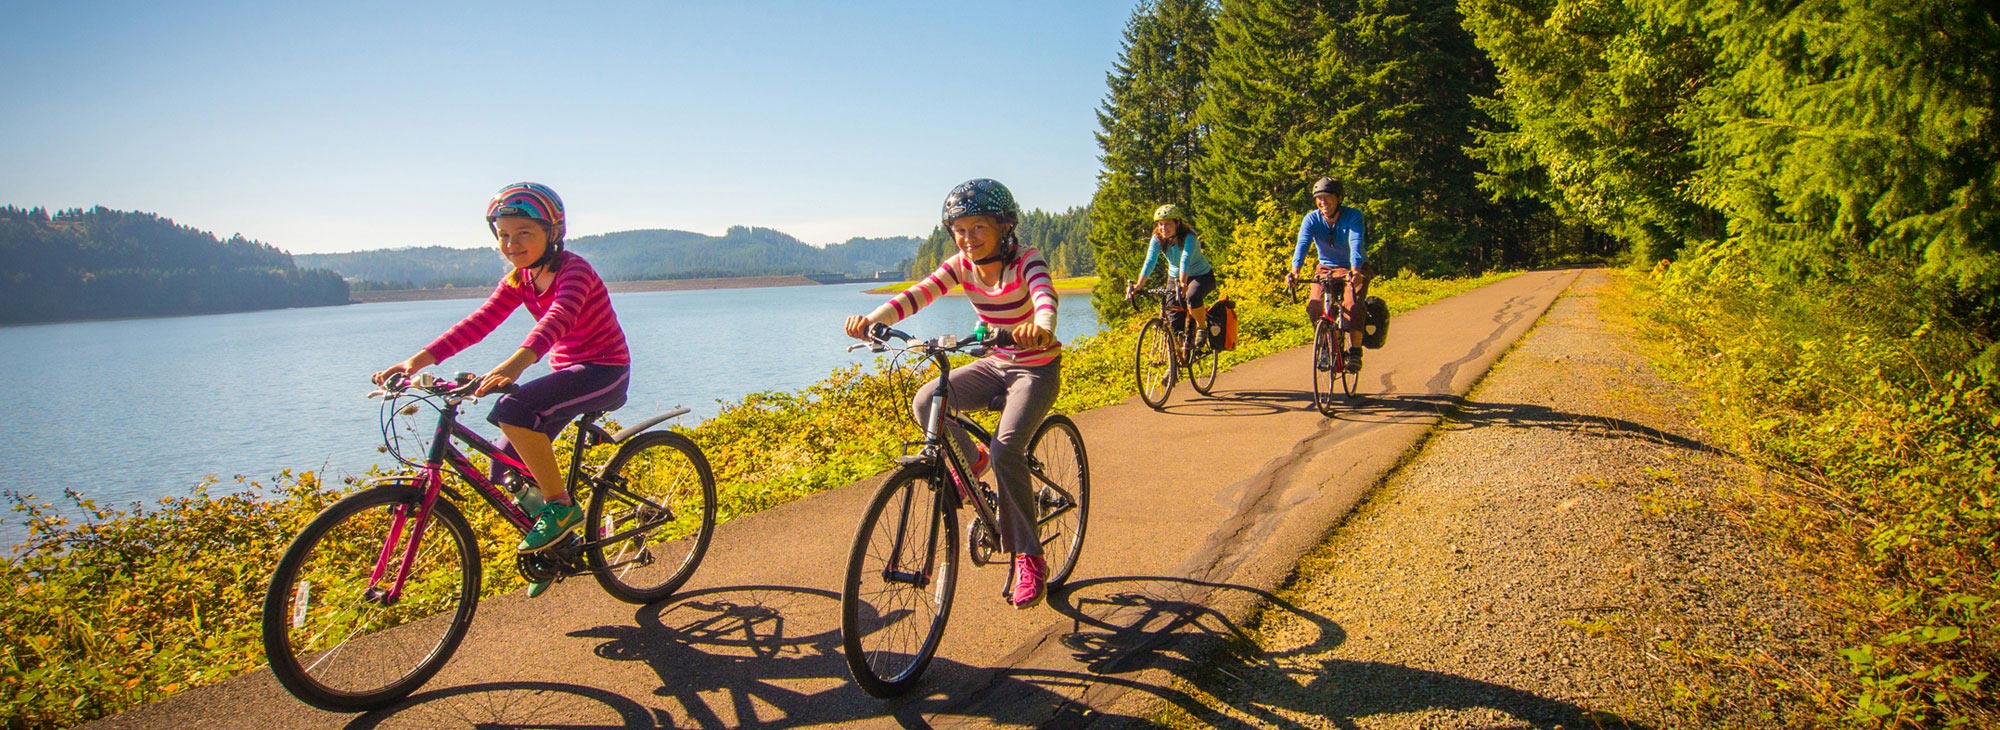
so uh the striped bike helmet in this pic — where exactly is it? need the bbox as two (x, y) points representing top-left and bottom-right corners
(485, 182), (567, 269)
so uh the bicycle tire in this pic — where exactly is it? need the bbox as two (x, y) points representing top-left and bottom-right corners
(1135, 317), (1177, 410)
(262, 483), (480, 712)
(1338, 348), (1359, 400)
(841, 465), (959, 697)
(586, 430), (718, 604)
(1312, 319), (1340, 416)
(1027, 414), (1090, 587)
(1335, 309), (1358, 400)
(1187, 323), (1220, 396)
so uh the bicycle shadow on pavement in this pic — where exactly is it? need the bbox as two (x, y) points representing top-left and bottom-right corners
(556, 583), (1080, 728)
(345, 680), (656, 730)
(1156, 388), (1314, 417)
(1017, 575), (1629, 729)
(1327, 393), (1727, 455)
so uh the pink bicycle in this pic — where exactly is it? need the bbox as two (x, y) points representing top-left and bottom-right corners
(261, 371), (715, 711)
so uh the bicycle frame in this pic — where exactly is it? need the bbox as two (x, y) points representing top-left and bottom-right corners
(1141, 286), (1204, 346)
(365, 387), (622, 604)
(883, 346), (999, 585)
(1311, 266), (1369, 329)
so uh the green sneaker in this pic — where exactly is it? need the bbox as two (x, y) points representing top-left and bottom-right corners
(526, 578), (553, 598)
(518, 500), (583, 553)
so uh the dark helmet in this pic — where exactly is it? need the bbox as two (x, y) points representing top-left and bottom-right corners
(1311, 177), (1345, 198)
(942, 178), (1021, 226)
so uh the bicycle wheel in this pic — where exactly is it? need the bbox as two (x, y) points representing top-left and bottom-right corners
(586, 430), (718, 604)
(841, 465), (959, 697)
(1028, 414), (1090, 587)
(1134, 317), (1177, 410)
(1186, 323), (1220, 396)
(262, 483), (480, 712)
(1335, 311), (1358, 400)
(1312, 319), (1340, 416)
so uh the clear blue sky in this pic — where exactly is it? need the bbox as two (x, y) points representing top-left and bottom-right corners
(1, 1), (1136, 254)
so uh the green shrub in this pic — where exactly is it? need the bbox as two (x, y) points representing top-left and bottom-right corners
(1641, 246), (1999, 726)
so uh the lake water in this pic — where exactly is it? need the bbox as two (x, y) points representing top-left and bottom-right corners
(0, 283), (1098, 548)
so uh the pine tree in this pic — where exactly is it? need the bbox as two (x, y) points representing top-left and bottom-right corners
(1089, 0), (1216, 314)
(1194, 0), (1510, 282)
(1460, 0), (1719, 264)
(1191, 0), (1324, 245)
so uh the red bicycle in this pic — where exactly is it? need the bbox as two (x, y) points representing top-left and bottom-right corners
(1291, 266), (1363, 415)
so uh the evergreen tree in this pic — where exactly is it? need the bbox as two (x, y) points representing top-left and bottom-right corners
(1192, 0), (1324, 246)
(0, 205), (350, 324)
(1089, 0), (1216, 313)
(1460, 0), (1720, 265)
(1192, 0), (1514, 285)
(1310, 0), (1505, 274)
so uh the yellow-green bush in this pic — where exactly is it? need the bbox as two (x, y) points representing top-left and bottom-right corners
(1642, 246), (1999, 726)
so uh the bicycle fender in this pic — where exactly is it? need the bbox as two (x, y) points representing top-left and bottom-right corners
(609, 406), (691, 443)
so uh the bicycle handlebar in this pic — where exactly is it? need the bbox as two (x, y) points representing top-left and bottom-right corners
(847, 322), (1015, 356)
(370, 371), (518, 400)
(1286, 266), (1357, 303)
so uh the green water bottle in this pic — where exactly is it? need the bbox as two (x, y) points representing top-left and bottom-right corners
(510, 475), (544, 516)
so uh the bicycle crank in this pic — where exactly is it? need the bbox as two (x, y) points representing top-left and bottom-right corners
(516, 533), (588, 583)
(967, 516), (1001, 566)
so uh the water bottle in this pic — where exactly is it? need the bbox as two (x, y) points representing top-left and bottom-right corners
(508, 474), (545, 515)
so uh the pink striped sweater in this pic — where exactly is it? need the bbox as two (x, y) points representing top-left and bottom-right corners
(867, 248), (1062, 366)
(423, 252), (630, 370)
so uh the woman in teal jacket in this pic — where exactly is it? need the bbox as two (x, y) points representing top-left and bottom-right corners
(1126, 204), (1217, 335)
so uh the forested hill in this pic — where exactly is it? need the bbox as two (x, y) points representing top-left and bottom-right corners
(906, 206), (1094, 277)
(0, 206), (348, 324)
(297, 227), (920, 290)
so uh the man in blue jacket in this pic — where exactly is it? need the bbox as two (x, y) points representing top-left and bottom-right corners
(1286, 177), (1369, 372)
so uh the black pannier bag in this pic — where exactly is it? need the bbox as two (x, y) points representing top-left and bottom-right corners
(1362, 296), (1390, 349)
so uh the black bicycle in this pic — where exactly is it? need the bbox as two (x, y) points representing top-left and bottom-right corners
(838, 324), (1091, 697)
(1129, 285), (1221, 409)
(262, 371), (718, 711)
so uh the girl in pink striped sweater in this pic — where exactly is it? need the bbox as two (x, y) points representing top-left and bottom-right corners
(843, 178), (1064, 609)
(373, 183), (629, 595)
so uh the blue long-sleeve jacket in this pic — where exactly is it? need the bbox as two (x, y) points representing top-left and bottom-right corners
(1292, 207), (1366, 271)
(1137, 232), (1214, 281)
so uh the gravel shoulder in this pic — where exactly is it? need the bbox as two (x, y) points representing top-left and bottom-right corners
(1141, 269), (1842, 729)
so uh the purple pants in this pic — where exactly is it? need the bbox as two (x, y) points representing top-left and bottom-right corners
(489, 363), (629, 482)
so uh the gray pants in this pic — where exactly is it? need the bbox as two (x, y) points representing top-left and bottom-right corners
(912, 356), (1063, 555)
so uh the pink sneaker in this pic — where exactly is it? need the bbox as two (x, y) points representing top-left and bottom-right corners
(1011, 554), (1048, 609)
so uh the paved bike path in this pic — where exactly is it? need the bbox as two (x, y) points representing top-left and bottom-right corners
(90, 268), (1582, 730)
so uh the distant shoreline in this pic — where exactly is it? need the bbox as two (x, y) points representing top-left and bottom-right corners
(349, 274), (825, 303)
(864, 276), (1098, 295)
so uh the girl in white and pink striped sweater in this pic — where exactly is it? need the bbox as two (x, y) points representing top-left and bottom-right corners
(843, 178), (1063, 610)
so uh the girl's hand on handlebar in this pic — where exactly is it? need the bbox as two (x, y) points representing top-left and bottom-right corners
(844, 315), (877, 340)
(475, 349), (536, 397)
(373, 352), (436, 386)
(1010, 322), (1052, 349)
